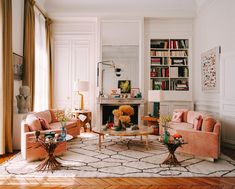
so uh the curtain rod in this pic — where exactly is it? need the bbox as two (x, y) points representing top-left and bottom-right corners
(34, 3), (47, 18)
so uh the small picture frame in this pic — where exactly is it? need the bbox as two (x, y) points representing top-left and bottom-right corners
(110, 88), (121, 95)
(131, 88), (140, 98)
(13, 53), (23, 80)
(118, 80), (131, 93)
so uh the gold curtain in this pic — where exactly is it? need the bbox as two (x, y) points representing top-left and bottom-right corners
(2, 0), (13, 154)
(46, 18), (53, 109)
(23, 0), (35, 111)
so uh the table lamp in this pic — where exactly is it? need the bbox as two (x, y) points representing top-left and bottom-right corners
(73, 80), (89, 110)
(148, 90), (162, 118)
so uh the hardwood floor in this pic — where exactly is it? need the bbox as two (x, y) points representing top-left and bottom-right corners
(0, 177), (234, 188)
(0, 139), (234, 188)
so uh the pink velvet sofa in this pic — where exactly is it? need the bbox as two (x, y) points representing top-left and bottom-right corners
(21, 110), (80, 161)
(160, 109), (221, 161)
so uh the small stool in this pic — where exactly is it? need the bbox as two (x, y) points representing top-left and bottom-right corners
(72, 110), (92, 132)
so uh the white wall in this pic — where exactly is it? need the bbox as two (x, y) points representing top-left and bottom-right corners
(12, 0), (24, 113)
(193, 0), (235, 148)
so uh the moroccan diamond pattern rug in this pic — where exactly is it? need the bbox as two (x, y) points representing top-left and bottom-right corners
(1, 133), (235, 177)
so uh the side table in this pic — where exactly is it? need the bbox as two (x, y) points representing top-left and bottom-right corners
(162, 141), (187, 166)
(35, 133), (73, 172)
(72, 110), (92, 132)
(141, 116), (159, 135)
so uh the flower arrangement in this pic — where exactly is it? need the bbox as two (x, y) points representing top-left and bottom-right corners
(119, 105), (134, 116)
(112, 109), (123, 117)
(119, 115), (131, 123)
(160, 114), (172, 127)
(54, 109), (72, 127)
(54, 109), (72, 139)
(159, 114), (172, 144)
(112, 105), (134, 130)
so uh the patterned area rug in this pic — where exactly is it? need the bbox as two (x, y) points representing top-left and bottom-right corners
(1, 133), (235, 177)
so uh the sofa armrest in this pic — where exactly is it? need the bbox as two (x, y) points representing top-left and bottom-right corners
(176, 129), (220, 159)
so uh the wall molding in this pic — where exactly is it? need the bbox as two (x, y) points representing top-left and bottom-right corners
(194, 100), (220, 115)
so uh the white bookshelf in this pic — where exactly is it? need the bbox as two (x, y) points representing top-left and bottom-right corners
(150, 39), (190, 92)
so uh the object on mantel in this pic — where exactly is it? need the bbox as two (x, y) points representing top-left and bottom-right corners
(97, 97), (144, 105)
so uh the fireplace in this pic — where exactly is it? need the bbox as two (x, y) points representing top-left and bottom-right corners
(97, 98), (144, 127)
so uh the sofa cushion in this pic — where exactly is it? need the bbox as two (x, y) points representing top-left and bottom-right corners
(49, 121), (77, 130)
(201, 116), (216, 132)
(26, 114), (42, 131)
(193, 115), (203, 130)
(38, 117), (51, 130)
(34, 110), (52, 124)
(173, 109), (188, 122)
(172, 111), (183, 122)
(187, 111), (204, 125)
(168, 122), (194, 135)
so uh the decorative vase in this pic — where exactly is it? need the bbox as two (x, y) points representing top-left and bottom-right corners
(163, 130), (169, 144)
(60, 122), (67, 141)
(114, 116), (120, 126)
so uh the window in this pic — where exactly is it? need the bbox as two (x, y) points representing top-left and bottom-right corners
(34, 9), (49, 111)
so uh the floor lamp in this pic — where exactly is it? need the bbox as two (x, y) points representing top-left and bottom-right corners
(148, 90), (162, 118)
(73, 80), (89, 110)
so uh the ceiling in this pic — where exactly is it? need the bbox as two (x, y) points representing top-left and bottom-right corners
(37, 0), (208, 18)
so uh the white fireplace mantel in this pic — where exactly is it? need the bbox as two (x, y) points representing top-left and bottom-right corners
(97, 97), (145, 127)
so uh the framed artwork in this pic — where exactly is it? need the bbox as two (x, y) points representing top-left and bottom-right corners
(13, 53), (23, 80)
(131, 88), (140, 98)
(118, 80), (131, 93)
(201, 46), (220, 92)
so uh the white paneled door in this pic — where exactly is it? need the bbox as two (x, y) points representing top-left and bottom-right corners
(53, 40), (72, 109)
(53, 35), (95, 112)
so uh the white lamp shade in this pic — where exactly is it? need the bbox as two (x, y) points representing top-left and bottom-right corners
(148, 90), (162, 102)
(73, 80), (89, 92)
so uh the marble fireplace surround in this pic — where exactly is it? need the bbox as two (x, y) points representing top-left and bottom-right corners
(97, 97), (144, 127)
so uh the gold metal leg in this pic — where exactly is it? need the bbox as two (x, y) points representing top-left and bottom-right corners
(145, 135), (149, 150)
(98, 134), (101, 151)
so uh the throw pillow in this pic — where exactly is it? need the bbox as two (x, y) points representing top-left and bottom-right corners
(193, 115), (203, 130)
(38, 117), (51, 130)
(26, 114), (42, 131)
(201, 116), (216, 132)
(172, 111), (183, 122)
(173, 109), (188, 122)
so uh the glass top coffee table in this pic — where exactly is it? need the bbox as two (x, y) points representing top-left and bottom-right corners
(93, 126), (153, 150)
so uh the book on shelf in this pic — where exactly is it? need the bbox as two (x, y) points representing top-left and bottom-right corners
(170, 40), (188, 49)
(170, 67), (178, 78)
(171, 51), (187, 57)
(153, 80), (169, 90)
(171, 80), (188, 91)
(171, 58), (187, 65)
(151, 40), (168, 49)
(151, 57), (161, 65)
(150, 50), (156, 56)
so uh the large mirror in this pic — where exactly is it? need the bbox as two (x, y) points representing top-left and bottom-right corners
(102, 45), (139, 96)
